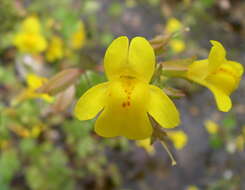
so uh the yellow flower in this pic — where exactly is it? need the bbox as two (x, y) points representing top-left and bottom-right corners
(70, 21), (86, 49)
(8, 124), (45, 138)
(13, 16), (47, 54)
(186, 185), (199, 190)
(9, 125), (30, 138)
(243, 126), (245, 137)
(169, 39), (186, 53)
(14, 33), (47, 54)
(46, 35), (64, 62)
(186, 41), (243, 112)
(136, 138), (155, 155)
(165, 18), (182, 34)
(29, 124), (46, 138)
(204, 120), (219, 135)
(168, 130), (188, 150)
(0, 140), (10, 150)
(13, 74), (53, 104)
(21, 16), (41, 33)
(236, 135), (244, 152)
(74, 36), (180, 140)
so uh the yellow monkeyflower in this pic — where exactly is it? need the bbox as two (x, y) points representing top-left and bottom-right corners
(14, 33), (47, 54)
(165, 18), (182, 34)
(136, 138), (155, 155)
(21, 16), (41, 33)
(186, 41), (243, 112)
(13, 74), (53, 105)
(75, 36), (180, 140)
(46, 35), (64, 62)
(168, 130), (188, 150)
(236, 135), (244, 152)
(0, 140), (10, 150)
(186, 185), (199, 190)
(13, 16), (47, 54)
(9, 124), (45, 138)
(205, 120), (219, 135)
(169, 39), (186, 53)
(70, 21), (86, 49)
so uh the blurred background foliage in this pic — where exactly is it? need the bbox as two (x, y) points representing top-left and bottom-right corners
(0, 0), (245, 190)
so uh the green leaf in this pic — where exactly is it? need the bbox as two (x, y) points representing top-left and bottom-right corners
(201, 0), (215, 8)
(209, 135), (223, 149)
(76, 70), (106, 97)
(77, 136), (96, 158)
(222, 115), (237, 131)
(0, 149), (20, 186)
(26, 149), (75, 190)
(108, 2), (123, 17)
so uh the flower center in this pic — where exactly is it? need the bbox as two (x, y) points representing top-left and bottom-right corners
(120, 76), (136, 108)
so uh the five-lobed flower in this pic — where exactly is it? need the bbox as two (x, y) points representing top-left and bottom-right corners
(13, 74), (53, 105)
(75, 36), (180, 140)
(13, 16), (47, 54)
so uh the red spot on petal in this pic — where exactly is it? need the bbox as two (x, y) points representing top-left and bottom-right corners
(122, 102), (126, 108)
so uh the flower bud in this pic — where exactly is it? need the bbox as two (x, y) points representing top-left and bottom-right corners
(52, 85), (75, 112)
(149, 34), (172, 55)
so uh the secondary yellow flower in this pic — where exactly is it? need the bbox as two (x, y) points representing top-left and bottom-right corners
(186, 185), (199, 190)
(186, 41), (243, 112)
(13, 16), (47, 54)
(13, 74), (53, 105)
(235, 135), (244, 152)
(204, 120), (219, 135)
(136, 138), (155, 155)
(0, 140), (10, 150)
(165, 18), (182, 34)
(70, 21), (86, 49)
(46, 35), (64, 62)
(243, 126), (245, 137)
(169, 39), (186, 53)
(21, 16), (41, 33)
(75, 36), (180, 140)
(168, 130), (188, 150)
(8, 124), (45, 138)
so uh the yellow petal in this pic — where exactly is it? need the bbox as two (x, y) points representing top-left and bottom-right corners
(70, 21), (86, 49)
(147, 85), (180, 128)
(104, 36), (155, 82)
(204, 120), (219, 135)
(206, 69), (237, 95)
(128, 37), (155, 82)
(206, 60), (243, 95)
(26, 74), (47, 89)
(136, 138), (155, 154)
(187, 59), (209, 80)
(227, 61), (244, 77)
(95, 80), (152, 140)
(14, 33), (47, 53)
(169, 39), (186, 53)
(22, 16), (41, 33)
(74, 82), (108, 120)
(39, 93), (54, 103)
(208, 85), (232, 112)
(95, 108), (152, 140)
(104, 36), (129, 81)
(208, 40), (226, 73)
(168, 130), (188, 150)
(165, 18), (182, 33)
